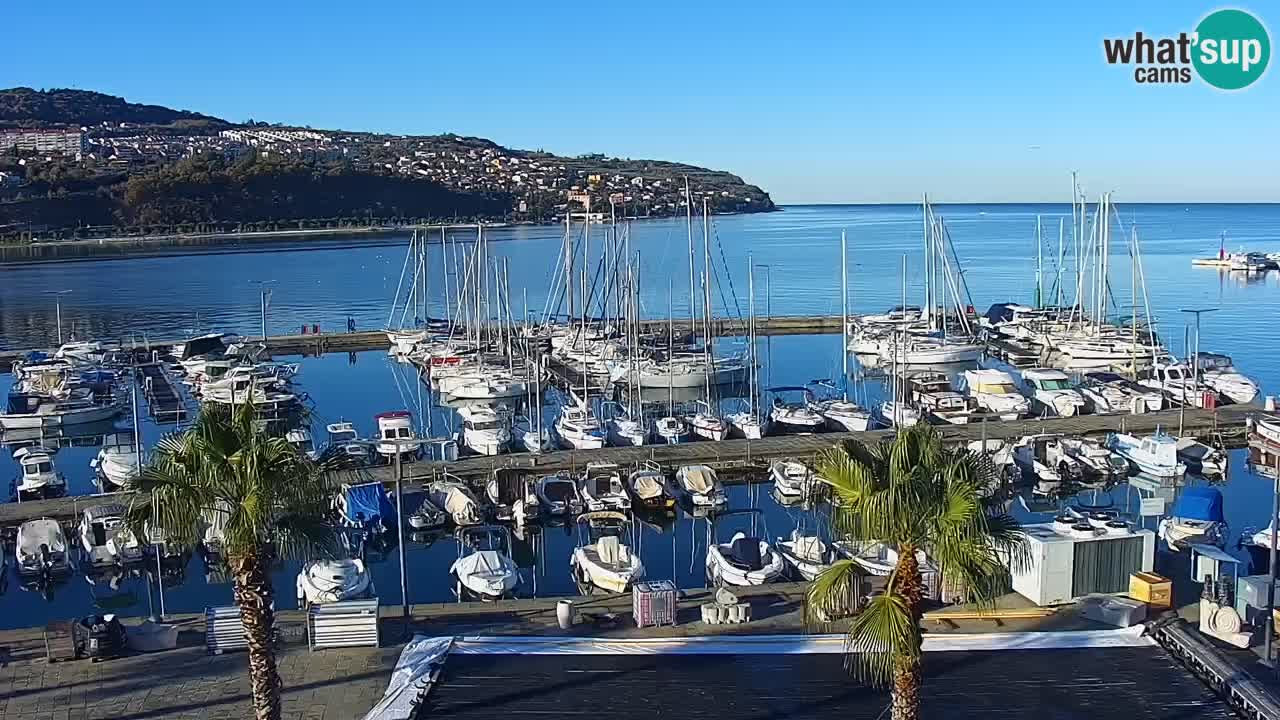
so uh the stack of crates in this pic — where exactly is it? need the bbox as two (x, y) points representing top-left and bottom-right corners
(632, 580), (677, 628)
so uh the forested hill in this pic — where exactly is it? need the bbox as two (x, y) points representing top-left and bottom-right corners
(0, 87), (227, 128)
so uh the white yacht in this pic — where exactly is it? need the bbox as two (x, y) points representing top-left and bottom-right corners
(12, 447), (67, 500)
(725, 409), (768, 439)
(687, 410), (730, 442)
(286, 428), (320, 461)
(877, 400), (921, 428)
(959, 369), (1029, 420)
(1105, 432), (1187, 477)
(776, 530), (838, 581)
(457, 406), (511, 457)
(810, 398), (872, 432)
(486, 468), (539, 524)
(511, 414), (553, 453)
(1021, 368), (1087, 417)
(605, 411), (647, 447)
(1140, 363), (1220, 409)
(905, 371), (973, 424)
(771, 459), (814, 499)
(374, 411), (424, 462)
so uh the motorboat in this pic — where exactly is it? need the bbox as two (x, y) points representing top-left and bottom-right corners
(579, 462), (631, 512)
(555, 403), (606, 450)
(959, 369), (1029, 420)
(706, 531), (785, 586)
(325, 421), (370, 466)
(905, 371), (973, 424)
(1055, 436), (1129, 479)
(1176, 438), (1228, 476)
(1140, 363), (1220, 409)
(535, 473), (583, 516)
(1157, 486), (1225, 552)
(78, 504), (145, 569)
(1, 390), (123, 430)
(725, 410), (768, 439)
(295, 558), (373, 607)
(1252, 415), (1280, 448)
(1020, 368), (1087, 417)
(55, 340), (108, 364)
(1079, 371), (1164, 414)
(677, 464), (727, 508)
(651, 414), (692, 444)
(877, 400), (920, 428)
(687, 410), (730, 442)
(771, 459), (815, 500)
(374, 411), (424, 461)
(450, 525), (520, 600)
(1010, 435), (1063, 494)
(286, 428), (320, 461)
(486, 468), (538, 524)
(333, 482), (397, 535)
(1195, 353), (1259, 404)
(627, 465), (676, 512)
(199, 502), (231, 563)
(606, 413), (647, 447)
(966, 439), (1021, 494)
(511, 414), (553, 453)
(92, 437), (140, 491)
(456, 406), (511, 457)
(836, 541), (928, 578)
(407, 495), (447, 531)
(15, 518), (73, 577)
(426, 479), (484, 526)
(571, 512), (645, 593)
(768, 388), (826, 433)
(776, 530), (838, 581)
(810, 398), (873, 432)
(386, 329), (429, 356)
(1105, 432), (1187, 477)
(12, 447), (67, 501)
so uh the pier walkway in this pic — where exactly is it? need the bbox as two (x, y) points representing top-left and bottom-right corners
(0, 404), (1254, 529)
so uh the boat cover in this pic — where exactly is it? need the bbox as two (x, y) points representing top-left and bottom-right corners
(727, 536), (763, 571)
(440, 486), (476, 520)
(18, 518), (67, 555)
(343, 483), (394, 526)
(682, 467), (715, 494)
(363, 635), (454, 720)
(1170, 486), (1224, 522)
(632, 472), (664, 500)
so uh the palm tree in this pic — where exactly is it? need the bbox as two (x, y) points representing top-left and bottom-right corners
(128, 402), (335, 720)
(806, 424), (1028, 720)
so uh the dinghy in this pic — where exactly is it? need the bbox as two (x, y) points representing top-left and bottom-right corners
(570, 512), (645, 593)
(535, 474), (583, 516)
(296, 558), (373, 607)
(450, 525), (520, 600)
(15, 518), (73, 577)
(677, 464), (727, 508)
(706, 531), (785, 586)
(426, 479), (483, 527)
(579, 462), (630, 512)
(1158, 486), (1226, 551)
(776, 530), (837, 581)
(627, 466), (676, 512)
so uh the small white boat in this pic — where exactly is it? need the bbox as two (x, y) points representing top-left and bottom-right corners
(776, 530), (837, 581)
(295, 558), (373, 607)
(687, 411), (730, 442)
(325, 421), (370, 465)
(769, 388), (826, 433)
(1253, 415), (1280, 447)
(555, 404), (606, 450)
(579, 462), (631, 512)
(627, 466), (676, 512)
(1079, 372), (1165, 414)
(427, 479), (484, 526)
(486, 468), (538, 524)
(407, 495), (447, 530)
(12, 447), (67, 501)
(1176, 438), (1228, 476)
(606, 415), (647, 447)
(836, 541), (926, 577)
(706, 531), (785, 586)
(1196, 353), (1259, 405)
(1, 390), (123, 430)
(457, 406), (511, 456)
(651, 415), (692, 444)
(450, 525), (520, 600)
(535, 474), (583, 516)
(78, 504), (144, 569)
(770, 459), (814, 500)
(92, 439), (140, 491)
(447, 370), (530, 401)
(571, 512), (645, 593)
(810, 398), (872, 432)
(960, 369), (1029, 420)
(877, 400), (920, 428)
(1105, 432), (1186, 477)
(1010, 435), (1064, 492)
(374, 411), (424, 461)
(725, 410), (767, 439)
(676, 464), (727, 507)
(1021, 368), (1087, 417)
(286, 428), (320, 461)
(386, 329), (429, 356)
(15, 517), (73, 576)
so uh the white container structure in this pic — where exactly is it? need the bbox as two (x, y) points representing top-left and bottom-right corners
(1010, 523), (1155, 606)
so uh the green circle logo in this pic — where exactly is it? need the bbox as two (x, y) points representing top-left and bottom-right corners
(1192, 9), (1271, 90)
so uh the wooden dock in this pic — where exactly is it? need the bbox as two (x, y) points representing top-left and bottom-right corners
(0, 404), (1255, 530)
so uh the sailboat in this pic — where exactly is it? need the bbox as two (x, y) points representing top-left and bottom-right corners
(727, 255), (768, 439)
(809, 237), (872, 431)
(385, 228), (435, 356)
(555, 392), (606, 450)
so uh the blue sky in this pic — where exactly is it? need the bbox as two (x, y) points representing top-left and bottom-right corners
(3, 0), (1275, 203)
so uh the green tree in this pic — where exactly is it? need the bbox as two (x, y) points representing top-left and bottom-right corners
(128, 402), (335, 720)
(806, 425), (1027, 720)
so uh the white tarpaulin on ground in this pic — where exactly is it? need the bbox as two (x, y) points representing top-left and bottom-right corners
(362, 636), (453, 720)
(448, 626), (1154, 656)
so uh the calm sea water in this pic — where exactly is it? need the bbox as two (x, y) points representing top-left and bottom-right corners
(2, 202), (1280, 629)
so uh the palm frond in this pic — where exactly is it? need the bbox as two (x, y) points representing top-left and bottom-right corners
(804, 559), (862, 627)
(841, 592), (918, 687)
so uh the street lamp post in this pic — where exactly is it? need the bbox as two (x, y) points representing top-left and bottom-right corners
(250, 281), (274, 341)
(393, 442), (410, 635)
(1179, 307), (1219, 393)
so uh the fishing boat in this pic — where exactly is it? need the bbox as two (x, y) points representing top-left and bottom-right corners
(486, 468), (538, 524)
(1251, 415), (1280, 447)
(450, 525), (520, 600)
(426, 479), (484, 526)
(768, 387), (825, 433)
(1105, 432), (1186, 477)
(1, 390), (123, 430)
(706, 531), (785, 586)
(295, 558), (374, 607)
(676, 464), (727, 508)
(627, 465), (676, 512)
(554, 403), (606, 450)
(1176, 438), (1228, 476)
(456, 406), (511, 456)
(11, 447), (67, 501)
(407, 495), (447, 531)
(771, 459), (814, 500)
(650, 415), (692, 444)
(15, 518), (73, 577)
(1021, 368), (1087, 417)
(1195, 353), (1259, 404)
(374, 411), (425, 462)
(570, 512), (645, 593)
(78, 504), (144, 569)
(776, 530), (838, 581)
(959, 369), (1029, 420)
(579, 462), (630, 512)
(1157, 486), (1225, 551)
(535, 473), (583, 516)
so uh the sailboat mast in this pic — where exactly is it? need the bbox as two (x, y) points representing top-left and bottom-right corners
(922, 194), (931, 325)
(841, 229), (849, 402)
(685, 176), (696, 338)
(1035, 215), (1043, 309)
(748, 253), (757, 419)
(701, 199), (713, 398)
(441, 226), (451, 325)
(1056, 217), (1065, 306)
